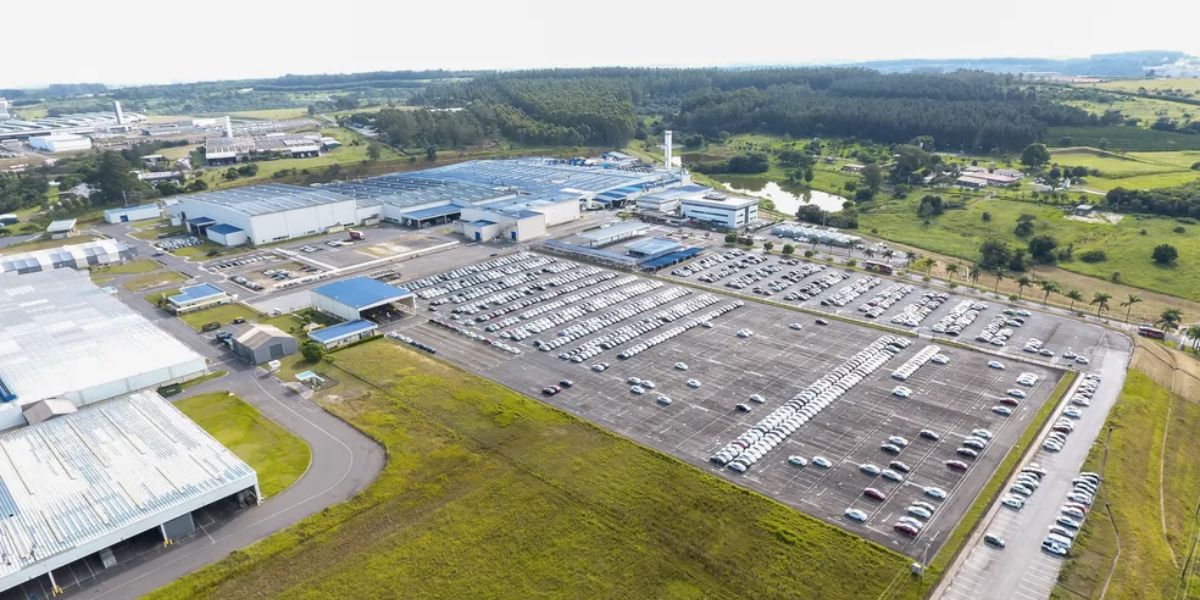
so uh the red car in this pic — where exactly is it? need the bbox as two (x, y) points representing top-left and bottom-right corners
(863, 487), (887, 501)
(945, 460), (969, 472)
(894, 523), (920, 537)
(998, 397), (1020, 406)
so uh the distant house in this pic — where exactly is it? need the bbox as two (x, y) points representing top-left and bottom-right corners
(955, 176), (989, 190)
(841, 164), (866, 174)
(961, 165), (1022, 187)
(1074, 204), (1095, 216)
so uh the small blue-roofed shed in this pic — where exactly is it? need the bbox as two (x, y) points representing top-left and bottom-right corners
(311, 277), (414, 321)
(167, 283), (233, 314)
(308, 320), (379, 349)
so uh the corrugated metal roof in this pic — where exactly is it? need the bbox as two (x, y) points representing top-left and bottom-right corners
(312, 277), (411, 309)
(181, 183), (354, 217)
(0, 391), (256, 588)
(168, 283), (227, 305)
(0, 270), (206, 407)
(207, 223), (243, 235)
(46, 219), (76, 233)
(308, 319), (378, 343)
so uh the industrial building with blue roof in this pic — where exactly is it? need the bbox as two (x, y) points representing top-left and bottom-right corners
(311, 277), (414, 321)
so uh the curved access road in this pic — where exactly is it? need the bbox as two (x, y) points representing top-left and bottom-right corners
(74, 365), (385, 600)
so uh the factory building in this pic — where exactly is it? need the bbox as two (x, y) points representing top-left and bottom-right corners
(680, 193), (759, 230)
(166, 283), (235, 314)
(204, 134), (324, 166)
(310, 277), (415, 322)
(0, 390), (258, 596)
(29, 133), (92, 153)
(103, 203), (160, 224)
(231, 325), (297, 364)
(0, 104), (145, 142)
(0, 269), (208, 430)
(0, 238), (133, 275)
(308, 319), (380, 350)
(172, 184), (358, 246)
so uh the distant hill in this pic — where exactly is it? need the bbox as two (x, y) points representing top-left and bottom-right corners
(843, 51), (1189, 78)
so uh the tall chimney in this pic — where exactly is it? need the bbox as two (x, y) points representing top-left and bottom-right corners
(225, 116), (234, 138)
(113, 100), (124, 125)
(664, 130), (673, 169)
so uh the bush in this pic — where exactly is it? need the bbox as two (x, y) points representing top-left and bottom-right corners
(301, 342), (325, 362)
(846, 259), (857, 267)
(803, 250), (815, 258)
(1079, 250), (1107, 263)
(782, 244), (795, 255)
(724, 232), (737, 244)
(1152, 243), (1179, 265)
(1173, 226), (1186, 233)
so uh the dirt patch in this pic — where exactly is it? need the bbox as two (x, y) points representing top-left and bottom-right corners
(1066, 212), (1124, 225)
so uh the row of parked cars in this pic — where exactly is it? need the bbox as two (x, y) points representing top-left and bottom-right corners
(617, 301), (742, 361)
(930, 299), (988, 335)
(504, 280), (664, 341)
(472, 272), (619, 323)
(860, 283), (916, 320)
(820, 276), (883, 307)
(1043, 471), (1103, 556)
(156, 235), (202, 251)
(386, 331), (436, 355)
(783, 272), (848, 303)
(890, 344), (944, 381)
(540, 289), (693, 356)
(410, 252), (547, 299)
(427, 318), (522, 355)
(709, 335), (912, 473)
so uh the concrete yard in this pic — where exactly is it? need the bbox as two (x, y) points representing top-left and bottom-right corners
(380, 250), (1100, 557)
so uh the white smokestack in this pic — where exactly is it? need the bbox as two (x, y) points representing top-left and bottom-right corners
(225, 116), (233, 138)
(664, 130), (673, 169)
(113, 100), (124, 125)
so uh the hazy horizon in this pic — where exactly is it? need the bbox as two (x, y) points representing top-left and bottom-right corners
(4, 0), (1199, 88)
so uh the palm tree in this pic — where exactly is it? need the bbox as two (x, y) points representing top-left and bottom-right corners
(882, 249), (895, 261)
(1016, 275), (1032, 300)
(1065, 289), (1083, 311)
(1186, 324), (1200, 352)
(945, 263), (960, 284)
(1091, 292), (1112, 317)
(1039, 280), (1060, 305)
(1157, 308), (1183, 332)
(905, 251), (918, 269)
(864, 248), (876, 260)
(967, 263), (982, 286)
(1119, 294), (1142, 324)
(990, 266), (1007, 293)
(923, 258), (937, 276)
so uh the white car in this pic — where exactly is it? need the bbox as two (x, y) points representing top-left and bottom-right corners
(988, 361), (1006, 370)
(930, 354), (950, 365)
(789, 323), (804, 330)
(812, 456), (832, 468)
(788, 456), (808, 467)
(655, 395), (672, 406)
(892, 386), (912, 398)
(844, 508), (868, 522)
(687, 379), (702, 389)
(924, 486), (948, 499)
(630, 385), (646, 395)
(674, 362), (689, 371)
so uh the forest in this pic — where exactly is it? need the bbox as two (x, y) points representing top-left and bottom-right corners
(1103, 183), (1200, 218)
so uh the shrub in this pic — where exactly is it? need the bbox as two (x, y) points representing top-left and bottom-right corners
(1152, 243), (1179, 265)
(1173, 226), (1186, 233)
(803, 250), (815, 258)
(301, 342), (325, 362)
(1079, 250), (1107, 263)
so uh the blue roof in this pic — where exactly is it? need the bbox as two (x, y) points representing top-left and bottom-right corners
(0, 377), (15, 403)
(168, 283), (226, 305)
(400, 204), (462, 220)
(640, 247), (702, 270)
(308, 319), (379, 343)
(188, 216), (216, 226)
(627, 237), (684, 257)
(208, 223), (243, 235)
(469, 220), (497, 227)
(313, 277), (411, 309)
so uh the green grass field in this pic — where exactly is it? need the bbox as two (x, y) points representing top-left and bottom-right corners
(175, 392), (310, 498)
(1050, 369), (1200, 600)
(857, 196), (1200, 301)
(146, 340), (926, 600)
(1049, 148), (1200, 191)
(1064, 96), (1197, 129)
(225, 108), (310, 121)
(1090, 78), (1200, 97)
(176, 303), (308, 333)
(1047, 126), (1200, 152)
(122, 270), (188, 292)
(89, 258), (162, 284)
(144, 287), (180, 306)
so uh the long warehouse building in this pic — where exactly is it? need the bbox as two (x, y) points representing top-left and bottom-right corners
(0, 269), (208, 430)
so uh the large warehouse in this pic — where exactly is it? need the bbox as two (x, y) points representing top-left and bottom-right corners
(0, 390), (258, 596)
(171, 184), (358, 246)
(0, 269), (208, 430)
(311, 277), (415, 322)
(0, 238), (133, 275)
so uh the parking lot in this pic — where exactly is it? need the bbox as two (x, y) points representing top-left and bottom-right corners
(665, 248), (1111, 369)
(385, 250), (1069, 556)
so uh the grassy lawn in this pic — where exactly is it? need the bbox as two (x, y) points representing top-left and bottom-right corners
(146, 340), (925, 600)
(174, 392), (310, 498)
(1048, 148), (1200, 191)
(176, 303), (310, 333)
(131, 224), (185, 241)
(857, 195), (1200, 302)
(1089, 78), (1200, 97)
(122, 270), (188, 292)
(1050, 367), (1200, 600)
(1063, 96), (1197, 129)
(180, 370), (228, 390)
(144, 287), (180, 306)
(1046, 126), (1200, 152)
(89, 258), (162, 285)
(225, 108), (311, 121)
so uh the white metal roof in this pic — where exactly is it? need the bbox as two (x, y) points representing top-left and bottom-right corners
(0, 390), (257, 592)
(0, 269), (207, 409)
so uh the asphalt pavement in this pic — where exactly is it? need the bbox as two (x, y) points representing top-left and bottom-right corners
(932, 333), (1131, 600)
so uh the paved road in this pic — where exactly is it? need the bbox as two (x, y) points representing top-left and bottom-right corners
(933, 333), (1132, 600)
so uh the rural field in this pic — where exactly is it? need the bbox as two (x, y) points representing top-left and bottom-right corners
(146, 341), (928, 600)
(175, 392), (310, 498)
(1046, 126), (1200, 152)
(1049, 148), (1200, 191)
(857, 195), (1200, 303)
(1051, 344), (1200, 600)
(1087, 78), (1200, 97)
(1063, 95), (1196, 129)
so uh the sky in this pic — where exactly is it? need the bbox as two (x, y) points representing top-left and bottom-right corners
(4, 0), (1200, 88)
